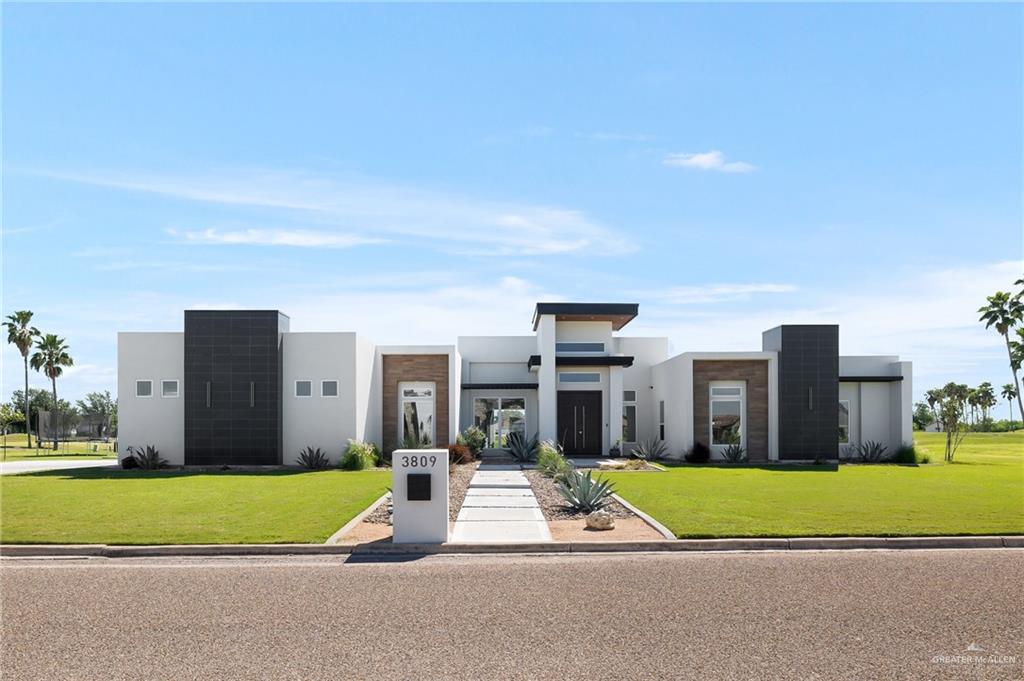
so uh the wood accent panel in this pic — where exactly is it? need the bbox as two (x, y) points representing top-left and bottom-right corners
(693, 360), (769, 462)
(382, 354), (450, 453)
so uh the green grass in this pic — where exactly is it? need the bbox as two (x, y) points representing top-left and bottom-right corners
(2, 433), (116, 458)
(0, 468), (390, 544)
(607, 432), (1024, 538)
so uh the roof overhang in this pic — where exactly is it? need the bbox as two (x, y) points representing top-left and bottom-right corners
(528, 355), (634, 369)
(532, 303), (639, 331)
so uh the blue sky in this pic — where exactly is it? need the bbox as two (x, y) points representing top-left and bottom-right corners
(2, 3), (1021, 404)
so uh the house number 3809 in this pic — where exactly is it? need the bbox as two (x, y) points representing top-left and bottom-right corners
(401, 455), (437, 468)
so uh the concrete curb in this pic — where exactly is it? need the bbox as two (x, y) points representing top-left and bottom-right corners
(325, 492), (391, 545)
(610, 493), (676, 539)
(1, 536), (1020, 558)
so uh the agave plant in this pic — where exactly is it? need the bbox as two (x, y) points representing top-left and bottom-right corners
(126, 445), (166, 470)
(557, 470), (615, 513)
(721, 443), (747, 463)
(506, 431), (539, 462)
(856, 440), (889, 463)
(297, 446), (331, 469)
(631, 438), (668, 461)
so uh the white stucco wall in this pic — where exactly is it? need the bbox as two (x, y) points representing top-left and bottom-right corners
(117, 332), (185, 465)
(839, 356), (913, 455)
(281, 333), (359, 465)
(355, 335), (380, 446)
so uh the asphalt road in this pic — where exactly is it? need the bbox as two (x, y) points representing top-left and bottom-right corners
(2, 550), (1022, 680)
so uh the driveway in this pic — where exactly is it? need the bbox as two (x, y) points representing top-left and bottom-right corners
(2, 549), (1021, 679)
(0, 458), (119, 476)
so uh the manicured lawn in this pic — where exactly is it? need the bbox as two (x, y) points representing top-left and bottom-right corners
(2, 433), (116, 458)
(607, 432), (1024, 538)
(1, 469), (390, 544)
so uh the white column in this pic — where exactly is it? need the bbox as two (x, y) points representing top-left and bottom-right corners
(536, 315), (557, 441)
(897, 361), (913, 447)
(609, 366), (623, 454)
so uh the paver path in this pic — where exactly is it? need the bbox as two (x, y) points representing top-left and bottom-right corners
(450, 464), (552, 543)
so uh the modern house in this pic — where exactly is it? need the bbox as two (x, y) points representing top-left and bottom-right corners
(116, 304), (912, 466)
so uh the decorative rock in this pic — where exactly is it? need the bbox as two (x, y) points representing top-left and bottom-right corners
(586, 510), (615, 530)
(598, 460), (627, 470)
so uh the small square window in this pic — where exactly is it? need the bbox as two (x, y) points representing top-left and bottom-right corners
(322, 380), (339, 397)
(161, 380), (179, 398)
(295, 380), (312, 397)
(623, 390), (637, 402)
(136, 380), (152, 398)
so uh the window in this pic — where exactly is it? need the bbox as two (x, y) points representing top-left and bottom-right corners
(399, 382), (435, 447)
(710, 382), (745, 447)
(558, 372), (600, 383)
(658, 400), (665, 440)
(839, 400), (850, 443)
(295, 380), (312, 398)
(556, 342), (605, 353)
(321, 380), (339, 397)
(136, 380), (152, 398)
(622, 390), (637, 442)
(160, 380), (179, 398)
(474, 397), (527, 448)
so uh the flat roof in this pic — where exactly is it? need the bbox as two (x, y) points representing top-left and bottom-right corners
(532, 303), (639, 330)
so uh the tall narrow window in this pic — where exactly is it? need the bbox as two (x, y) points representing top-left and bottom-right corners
(622, 390), (637, 443)
(399, 382), (435, 447)
(658, 400), (665, 440)
(710, 383), (745, 448)
(838, 400), (850, 444)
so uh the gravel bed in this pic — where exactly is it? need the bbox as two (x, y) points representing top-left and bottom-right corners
(523, 469), (634, 521)
(365, 461), (479, 524)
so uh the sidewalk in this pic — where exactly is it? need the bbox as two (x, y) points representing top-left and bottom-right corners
(0, 459), (119, 476)
(450, 464), (552, 543)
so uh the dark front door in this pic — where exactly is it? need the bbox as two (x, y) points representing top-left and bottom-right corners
(557, 391), (602, 456)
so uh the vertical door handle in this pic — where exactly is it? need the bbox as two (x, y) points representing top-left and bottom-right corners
(250, 381), (255, 408)
(206, 381), (211, 408)
(581, 406), (586, 449)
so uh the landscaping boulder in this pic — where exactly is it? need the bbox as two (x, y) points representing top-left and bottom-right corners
(598, 460), (627, 470)
(586, 510), (615, 530)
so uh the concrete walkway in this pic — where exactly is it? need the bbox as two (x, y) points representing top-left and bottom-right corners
(450, 464), (552, 543)
(0, 459), (119, 476)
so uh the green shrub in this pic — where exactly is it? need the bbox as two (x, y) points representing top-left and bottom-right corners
(891, 444), (918, 464)
(457, 426), (487, 456)
(684, 442), (711, 463)
(557, 470), (616, 513)
(721, 444), (747, 463)
(537, 439), (573, 480)
(297, 446), (331, 469)
(448, 443), (473, 465)
(340, 440), (378, 470)
(631, 438), (668, 461)
(506, 431), (539, 462)
(402, 432), (432, 449)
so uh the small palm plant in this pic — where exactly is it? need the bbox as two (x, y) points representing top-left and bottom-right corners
(631, 438), (668, 461)
(506, 431), (539, 462)
(297, 446), (331, 469)
(721, 443), (747, 463)
(557, 470), (615, 513)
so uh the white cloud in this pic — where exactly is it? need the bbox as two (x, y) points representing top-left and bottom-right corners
(635, 282), (797, 305)
(663, 150), (756, 173)
(33, 167), (631, 257)
(169, 228), (384, 249)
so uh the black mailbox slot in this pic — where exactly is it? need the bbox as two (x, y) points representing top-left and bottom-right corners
(407, 473), (431, 501)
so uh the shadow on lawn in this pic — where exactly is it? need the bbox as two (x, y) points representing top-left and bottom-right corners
(12, 468), (358, 481)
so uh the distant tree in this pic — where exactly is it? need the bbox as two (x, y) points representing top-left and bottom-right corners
(76, 391), (115, 439)
(1002, 383), (1019, 431)
(925, 388), (943, 429)
(9, 388), (54, 438)
(3, 311), (40, 448)
(29, 334), (73, 450)
(0, 404), (26, 459)
(976, 382), (996, 426)
(978, 290), (1024, 427)
(912, 402), (935, 431)
(936, 382), (970, 462)
(966, 388), (980, 426)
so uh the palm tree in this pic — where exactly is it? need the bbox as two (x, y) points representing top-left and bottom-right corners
(4, 311), (40, 448)
(1003, 384), (1019, 431)
(925, 388), (943, 429)
(976, 382), (995, 425)
(978, 291), (1024, 427)
(966, 388), (979, 426)
(29, 334), (73, 450)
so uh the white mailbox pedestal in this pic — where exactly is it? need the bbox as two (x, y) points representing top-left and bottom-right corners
(392, 449), (449, 544)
